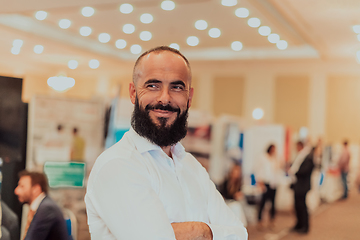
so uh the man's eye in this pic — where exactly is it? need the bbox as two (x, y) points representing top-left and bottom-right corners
(146, 84), (157, 89)
(172, 85), (184, 90)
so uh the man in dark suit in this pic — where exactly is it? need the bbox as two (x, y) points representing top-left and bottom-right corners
(290, 142), (315, 234)
(14, 170), (68, 240)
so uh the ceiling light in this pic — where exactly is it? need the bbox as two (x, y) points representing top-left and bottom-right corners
(115, 39), (127, 49)
(187, 36), (199, 46)
(276, 40), (288, 50)
(33, 45), (44, 54)
(169, 43), (180, 50)
(231, 41), (243, 51)
(68, 60), (78, 69)
(35, 11), (47, 20)
(235, 8), (249, 18)
(98, 33), (111, 43)
(47, 76), (75, 92)
(252, 108), (264, 120)
(258, 26), (271, 36)
(79, 26), (92, 36)
(81, 7), (95, 17)
(268, 33), (280, 43)
(140, 13), (153, 24)
(195, 20), (208, 30)
(353, 25), (360, 34)
(12, 39), (23, 48)
(89, 59), (100, 69)
(356, 50), (360, 63)
(119, 3), (133, 14)
(130, 44), (142, 54)
(248, 18), (261, 28)
(139, 31), (152, 41)
(59, 19), (71, 29)
(208, 28), (221, 38)
(161, 0), (175, 11)
(11, 47), (20, 55)
(221, 0), (237, 7)
(123, 24), (135, 34)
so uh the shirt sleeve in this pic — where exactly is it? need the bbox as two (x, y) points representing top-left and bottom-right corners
(87, 158), (177, 240)
(201, 166), (248, 240)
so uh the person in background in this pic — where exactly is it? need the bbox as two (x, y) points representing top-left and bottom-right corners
(70, 127), (85, 162)
(256, 144), (282, 230)
(338, 140), (350, 199)
(289, 142), (315, 234)
(85, 46), (248, 240)
(14, 171), (68, 240)
(219, 163), (242, 201)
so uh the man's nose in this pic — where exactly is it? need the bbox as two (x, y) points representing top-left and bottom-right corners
(157, 88), (171, 105)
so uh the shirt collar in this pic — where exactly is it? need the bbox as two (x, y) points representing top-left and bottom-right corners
(128, 127), (186, 161)
(30, 192), (46, 211)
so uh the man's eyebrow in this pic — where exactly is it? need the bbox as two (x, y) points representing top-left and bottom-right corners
(170, 80), (186, 87)
(144, 79), (162, 85)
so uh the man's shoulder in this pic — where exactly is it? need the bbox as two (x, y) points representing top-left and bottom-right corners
(36, 196), (63, 219)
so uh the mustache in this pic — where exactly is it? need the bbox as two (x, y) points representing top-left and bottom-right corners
(145, 103), (180, 114)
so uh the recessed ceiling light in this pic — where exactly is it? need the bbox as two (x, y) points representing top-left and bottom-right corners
(79, 26), (92, 36)
(195, 20), (208, 30)
(68, 60), (79, 69)
(268, 33), (280, 43)
(258, 26), (271, 36)
(187, 36), (199, 46)
(139, 31), (152, 41)
(123, 24), (135, 34)
(235, 8), (249, 18)
(119, 3), (133, 14)
(221, 0), (237, 7)
(161, 0), (175, 11)
(276, 40), (288, 50)
(248, 18), (261, 28)
(12, 39), (23, 48)
(208, 28), (221, 38)
(252, 108), (264, 120)
(357, 34), (360, 42)
(59, 19), (71, 29)
(35, 11), (47, 20)
(130, 44), (142, 54)
(33, 45), (44, 54)
(115, 39), (127, 49)
(356, 51), (360, 63)
(169, 43), (180, 50)
(81, 7), (95, 17)
(98, 33), (111, 43)
(353, 25), (360, 34)
(231, 41), (243, 51)
(89, 59), (100, 69)
(140, 13), (153, 24)
(11, 47), (20, 55)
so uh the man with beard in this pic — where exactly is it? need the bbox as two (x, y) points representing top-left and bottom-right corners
(85, 46), (248, 240)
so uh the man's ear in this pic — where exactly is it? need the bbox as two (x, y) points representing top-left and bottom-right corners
(188, 87), (194, 108)
(129, 82), (136, 104)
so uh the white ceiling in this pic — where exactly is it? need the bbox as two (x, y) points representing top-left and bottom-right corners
(0, 0), (359, 79)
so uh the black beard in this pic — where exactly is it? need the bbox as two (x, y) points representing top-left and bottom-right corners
(131, 98), (188, 147)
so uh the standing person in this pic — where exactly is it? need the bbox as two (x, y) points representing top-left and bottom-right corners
(289, 142), (315, 234)
(85, 46), (248, 240)
(14, 171), (68, 240)
(338, 140), (350, 199)
(256, 144), (281, 230)
(70, 127), (85, 162)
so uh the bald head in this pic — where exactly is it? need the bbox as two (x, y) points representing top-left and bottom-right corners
(132, 46), (191, 86)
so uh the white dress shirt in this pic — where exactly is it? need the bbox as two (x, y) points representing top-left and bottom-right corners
(85, 128), (248, 240)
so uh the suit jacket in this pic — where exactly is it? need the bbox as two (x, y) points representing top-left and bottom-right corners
(293, 149), (315, 196)
(25, 196), (69, 240)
